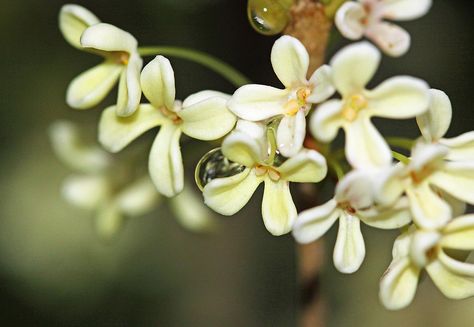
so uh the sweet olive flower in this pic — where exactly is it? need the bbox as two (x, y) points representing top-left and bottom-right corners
(59, 4), (142, 116)
(311, 41), (429, 168)
(228, 35), (335, 158)
(376, 141), (474, 230)
(293, 169), (411, 273)
(203, 120), (327, 236)
(335, 0), (432, 56)
(380, 216), (474, 310)
(99, 55), (236, 197)
(417, 89), (474, 161)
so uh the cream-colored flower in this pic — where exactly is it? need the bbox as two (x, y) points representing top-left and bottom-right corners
(228, 35), (335, 157)
(311, 42), (430, 168)
(202, 120), (327, 236)
(59, 4), (143, 116)
(293, 169), (411, 273)
(376, 141), (474, 230)
(380, 216), (474, 310)
(417, 89), (474, 161)
(99, 55), (237, 197)
(335, 0), (432, 56)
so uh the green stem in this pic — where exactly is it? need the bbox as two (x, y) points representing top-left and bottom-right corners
(328, 158), (345, 180)
(386, 137), (415, 151)
(138, 46), (251, 87)
(391, 150), (410, 165)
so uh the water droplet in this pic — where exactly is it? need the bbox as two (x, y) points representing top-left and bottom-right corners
(247, 0), (292, 36)
(195, 148), (246, 191)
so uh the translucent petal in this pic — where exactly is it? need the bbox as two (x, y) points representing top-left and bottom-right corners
(381, 0), (432, 21)
(61, 174), (110, 210)
(416, 89), (452, 142)
(307, 65), (336, 104)
(276, 110), (306, 157)
(277, 149), (327, 183)
(366, 22), (410, 57)
(335, 2), (367, 40)
(116, 53), (143, 117)
(427, 259), (474, 300)
(80, 23), (137, 53)
(270, 35), (309, 88)
(140, 55), (176, 111)
(333, 213), (365, 273)
(310, 99), (344, 143)
(429, 162), (474, 205)
(59, 4), (100, 49)
(262, 177), (297, 236)
(115, 176), (161, 217)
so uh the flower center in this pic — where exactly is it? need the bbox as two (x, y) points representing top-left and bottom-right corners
(255, 164), (281, 181)
(342, 94), (368, 121)
(111, 51), (130, 65)
(159, 106), (182, 125)
(284, 87), (311, 116)
(339, 202), (357, 214)
(409, 165), (435, 185)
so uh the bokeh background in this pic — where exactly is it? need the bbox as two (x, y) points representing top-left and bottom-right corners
(0, 0), (473, 326)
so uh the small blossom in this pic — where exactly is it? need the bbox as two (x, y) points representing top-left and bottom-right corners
(203, 120), (327, 236)
(59, 4), (143, 116)
(311, 42), (430, 168)
(335, 0), (432, 56)
(99, 56), (237, 197)
(228, 35), (335, 157)
(380, 216), (474, 310)
(293, 169), (411, 273)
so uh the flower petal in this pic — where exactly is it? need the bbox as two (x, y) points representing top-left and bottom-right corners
(335, 169), (377, 209)
(441, 214), (474, 250)
(66, 61), (122, 109)
(271, 35), (309, 88)
(276, 110), (306, 157)
(437, 250), (474, 277)
(441, 131), (474, 162)
(344, 116), (392, 168)
(179, 93), (236, 140)
(149, 123), (183, 197)
(182, 90), (230, 107)
(429, 162), (474, 205)
(330, 42), (381, 96)
(61, 174), (110, 210)
(140, 55), (176, 111)
(307, 65), (336, 104)
(99, 104), (166, 153)
(228, 84), (287, 121)
(115, 177), (161, 217)
(335, 2), (367, 40)
(116, 53), (143, 117)
(333, 213), (365, 273)
(365, 76), (429, 118)
(80, 23), (137, 53)
(203, 168), (263, 215)
(379, 257), (420, 310)
(59, 4), (101, 49)
(292, 199), (339, 244)
(374, 164), (405, 206)
(366, 22), (410, 57)
(222, 129), (265, 167)
(427, 259), (474, 300)
(277, 149), (327, 183)
(310, 99), (344, 143)
(262, 177), (297, 236)
(358, 198), (412, 229)
(417, 89), (452, 142)
(381, 0), (432, 21)
(95, 202), (124, 241)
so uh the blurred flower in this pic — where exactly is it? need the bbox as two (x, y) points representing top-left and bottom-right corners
(335, 0), (432, 56)
(228, 35), (335, 157)
(59, 4), (143, 116)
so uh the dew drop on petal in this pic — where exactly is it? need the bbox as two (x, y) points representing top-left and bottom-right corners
(247, 0), (292, 36)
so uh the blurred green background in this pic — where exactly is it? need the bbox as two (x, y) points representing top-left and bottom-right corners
(0, 0), (473, 326)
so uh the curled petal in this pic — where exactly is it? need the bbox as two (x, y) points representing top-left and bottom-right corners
(222, 130), (265, 167)
(66, 61), (122, 109)
(427, 259), (474, 300)
(149, 124), (183, 197)
(228, 84), (287, 121)
(437, 250), (474, 277)
(366, 76), (430, 119)
(271, 35), (309, 88)
(310, 99), (344, 143)
(262, 177), (297, 236)
(307, 65), (336, 104)
(59, 4), (100, 49)
(441, 215), (474, 250)
(115, 177), (161, 217)
(374, 164), (405, 206)
(183, 90), (230, 107)
(429, 162), (474, 205)
(417, 89), (452, 142)
(116, 53), (142, 117)
(80, 23), (137, 53)
(335, 2), (367, 40)
(140, 55), (176, 111)
(409, 142), (448, 172)
(335, 169), (377, 209)
(277, 149), (327, 183)
(381, 0), (432, 21)
(95, 202), (124, 241)
(203, 168), (263, 215)
(379, 257), (420, 310)
(358, 198), (411, 229)
(333, 213), (365, 273)
(330, 42), (381, 96)
(409, 230), (441, 268)
(441, 131), (474, 162)
(392, 228), (414, 260)
(292, 199), (339, 244)
(366, 22), (410, 57)
(277, 110), (306, 157)
(99, 104), (166, 153)
(62, 174), (110, 210)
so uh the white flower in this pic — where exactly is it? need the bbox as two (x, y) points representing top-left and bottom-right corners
(59, 4), (143, 116)
(293, 169), (411, 273)
(335, 0), (432, 56)
(203, 120), (327, 236)
(380, 216), (474, 310)
(99, 55), (237, 197)
(376, 141), (474, 230)
(417, 89), (474, 161)
(311, 42), (430, 168)
(228, 35), (335, 157)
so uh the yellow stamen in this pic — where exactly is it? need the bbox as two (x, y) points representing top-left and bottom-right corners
(342, 94), (368, 121)
(254, 165), (281, 181)
(284, 99), (299, 116)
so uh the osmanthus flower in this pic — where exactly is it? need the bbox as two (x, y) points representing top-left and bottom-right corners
(99, 55), (237, 197)
(335, 0), (432, 56)
(311, 41), (430, 169)
(417, 89), (474, 161)
(376, 141), (474, 230)
(59, 4), (142, 116)
(49, 120), (216, 240)
(293, 169), (411, 273)
(228, 35), (335, 158)
(202, 120), (328, 236)
(380, 217), (474, 310)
